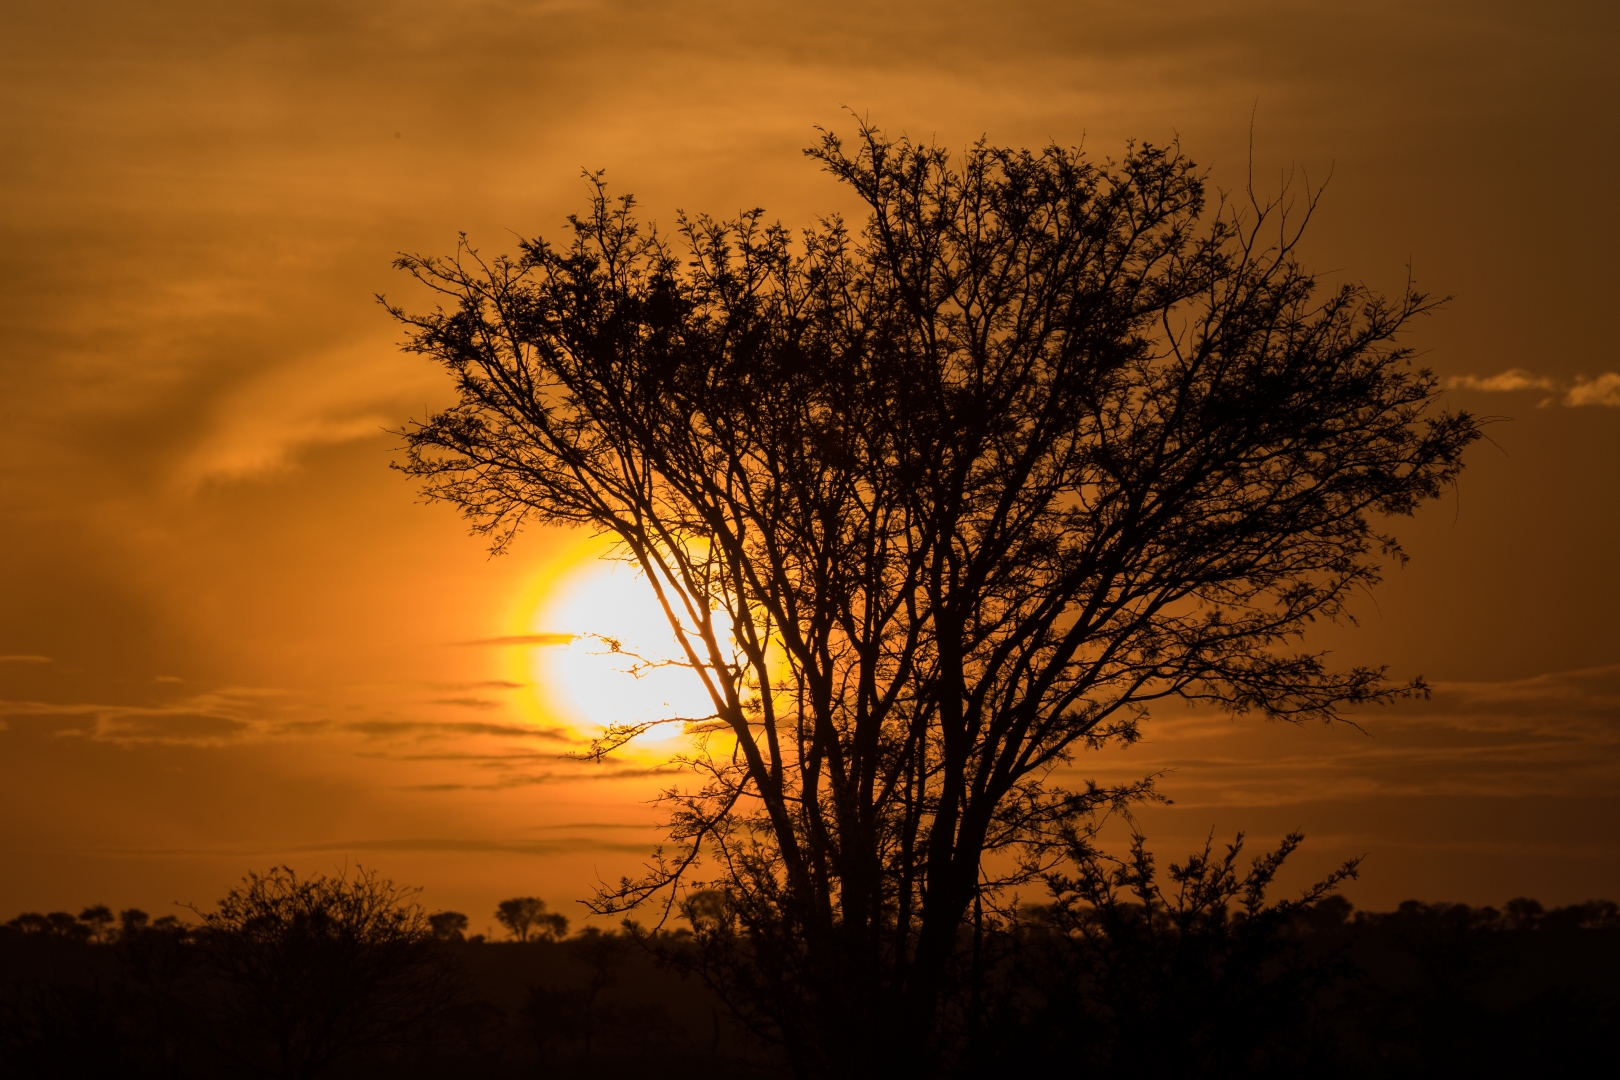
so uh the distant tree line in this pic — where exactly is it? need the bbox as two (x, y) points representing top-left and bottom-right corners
(2, 906), (185, 944)
(6, 845), (1613, 1078)
(0, 868), (759, 1078)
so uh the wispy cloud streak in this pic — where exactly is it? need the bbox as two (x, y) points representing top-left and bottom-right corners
(1444, 369), (1620, 406)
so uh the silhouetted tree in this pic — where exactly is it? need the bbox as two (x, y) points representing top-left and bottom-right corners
(389, 119), (1481, 1074)
(428, 910), (469, 942)
(494, 897), (567, 942)
(78, 906), (113, 944)
(118, 909), (150, 939)
(195, 866), (455, 1078)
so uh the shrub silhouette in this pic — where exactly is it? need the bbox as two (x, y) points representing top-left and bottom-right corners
(998, 832), (1355, 1075)
(194, 866), (456, 1078)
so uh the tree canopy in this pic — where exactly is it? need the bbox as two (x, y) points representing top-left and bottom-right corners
(387, 121), (1479, 1075)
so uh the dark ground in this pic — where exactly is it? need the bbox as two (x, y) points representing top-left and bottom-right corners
(0, 929), (781, 1078)
(3, 899), (1617, 1077)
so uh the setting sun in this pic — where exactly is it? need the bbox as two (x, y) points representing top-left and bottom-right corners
(527, 552), (719, 742)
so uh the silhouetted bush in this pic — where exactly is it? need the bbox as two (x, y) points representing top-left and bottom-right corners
(194, 866), (462, 1076)
(967, 834), (1619, 1079)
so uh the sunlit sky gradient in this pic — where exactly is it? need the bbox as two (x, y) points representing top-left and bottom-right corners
(2, 0), (1617, 929)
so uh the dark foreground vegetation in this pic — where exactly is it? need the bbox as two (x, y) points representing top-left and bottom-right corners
(2, 855), (1615, 1078)
(0, 868), (769, 1079)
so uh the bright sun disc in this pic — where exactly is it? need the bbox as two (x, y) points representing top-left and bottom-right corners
(529, 558), (717, 740)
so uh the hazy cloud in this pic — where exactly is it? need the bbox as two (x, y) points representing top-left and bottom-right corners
(172, 335), (445, 488)
(1566, 373), (1620, 407)
(0, 688), (576, 748)
(340, 718), (574, 741)
(1077, 664), (1620, 812)
(1419, 664), (1620, 722)
(0, 697), (252, 743)
(1444, 368), (1620, 406)
(1444, 369), (1555, 393)
(460, 634), (574, 646)
(298, 836), (653, 856)
(409, 763), (685, 791)
(425, 680), (527, 690)
(0, 655), (51, 664)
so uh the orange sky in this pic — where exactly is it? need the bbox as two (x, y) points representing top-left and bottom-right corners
(2, 0), (1617, 929)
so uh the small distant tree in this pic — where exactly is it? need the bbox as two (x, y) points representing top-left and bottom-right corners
(495, 897), (568, 942)
(196, 866), (454, 1078)
(428, 910), (469, 942)
(78, 905), (114, 943)
(118, 908), (150, 939)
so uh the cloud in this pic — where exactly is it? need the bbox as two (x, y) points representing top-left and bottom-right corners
(1565, 373), (1620, 407)
(459, 634), (574, 647)
(424, 680), (528, 690)
(1443, 369), (1555, 393)
(0, 697), (252, 743)
(91, 711), (249, 740)
(1443, 368), (1620, 406)
(0, 684), (582, 752)
(1417, 664), (1620, 722)
(296, 836), (655, 856)
(407, 763), (685, 791)
(0, 655), (51, 664)
(1074, 664), (1620, 809)
(340, 719), (574, 741)
(171, 336), (444, 488)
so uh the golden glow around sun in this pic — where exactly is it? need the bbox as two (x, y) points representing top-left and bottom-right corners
(525, 546), (719, 744)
